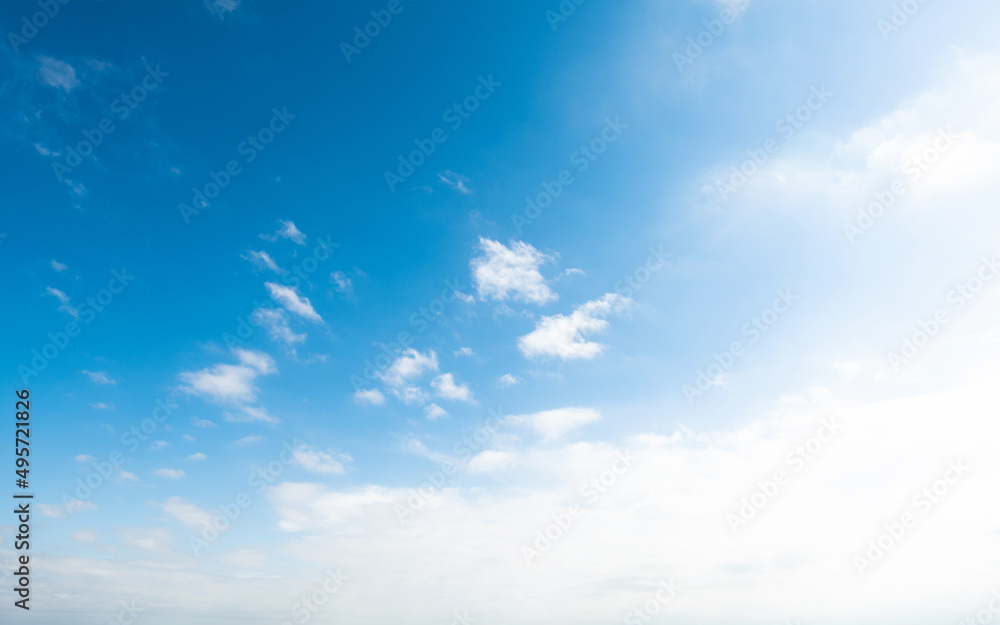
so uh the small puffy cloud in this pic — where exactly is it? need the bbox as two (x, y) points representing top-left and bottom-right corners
(454, 347), (475, 357)
(261, 220), (306, 245)
(242, 249), (285, 274)
(353, 388), (386, 406)
(379, 349), (439, 387)
(75, 454), (95, 463)
(191, 417), (216, 428)
(47, 286), (78, 318)
(162, 497), (211, 528)
(331, 271), (353, 294)
(470, 238), (557, 305)
(518, 293), (631, 361)
(119, 470), (140, 482)
(51, 259), (67, 272)
(179, 349), (277, 405)
(468, 450), (516, 474)
(72, 529), (99, 544)
(438, 170), (472, 194)
(266, 283), (323, 323)
(510, 407), (601, 442)
(424, 403), (448, 420)
(82, 370), (116, 385)
(37, 56), (80, 91)
(155, 468), (186, 479)
(431, 373), (474, 402)
(187, 453), (207, 461)
(234, 435), (264, 446)
(150, 441), (169, 451)
(252, 307), (307, 346)
(498, 373), (521, 387)
(290, 443), (347, 475)
(91, 402), (114, 410)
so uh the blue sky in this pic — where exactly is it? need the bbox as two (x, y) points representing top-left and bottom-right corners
(3, 0), (1000, 623)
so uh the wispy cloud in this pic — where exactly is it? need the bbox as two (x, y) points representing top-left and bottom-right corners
(378, 349), (439, 387)
(438, 170), (472, 194)
(266, 283), (323, 323)
(37, 56), (80, 92)
(47, 286), (78, 318)
(431, 373), (474, 402)
(518, 293), (631, 360)
(51, 259), (68, 272)
(261, 220), (306, 245)
(82, 370), (116, 385)
(242, 249), (285, 274)
(353, 388), (386, 406)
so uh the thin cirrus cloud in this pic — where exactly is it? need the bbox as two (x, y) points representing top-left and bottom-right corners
(242, 249), (285, 274)
(46, 286), (78, 318)
(82, 370), (116, 385)
(252, 307), (307, 346)
(470, 238), (557, 305)
(518, 293), (631, 361)
(265, 282), (323, 323)
(508, 406), (602, 442)
(261, 219), (307, 245)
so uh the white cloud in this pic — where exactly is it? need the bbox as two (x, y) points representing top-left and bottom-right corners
(38, 500), (96, 518)
(518, 293), (631, 360)
(431, 373), (474, 402)
(470, 238), (557, 305)
(266, 283), (323, 323)
(261, 220), (306, 245)
(81, 370), (116, 385)
(498, 373), (521, 387)
(379, 349), (439, 387)
(353, 388), (386, 406)
(424, 403), (448, 420)
(75, 454), (95, 463)
(162, 497), (211, 528)
(178, 349), (277, 405)
(391, 386), (430, 405)
(234, 435), (264, 446)
(454, 347), (475, 357)
(242, 249), (285, 274)
(150, 440), (169, 451)
(467, 450), (517, 474)
(51, 259), (67, 272)
(252, 307), (307, 346)
(91, 402), (113, 410)
(509, 407), (601, 442)
(187, 453), (207, 461)
(192, 417), (216, 428)
(37, 56), (80, 91)
(290, 443), (347, 475)
(438, 170), (472, 194)
(71, 529), (99, 544)
(331, 271), (353, 294)
(47, 286), (78, 318)
(155, 468), (186, 479)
